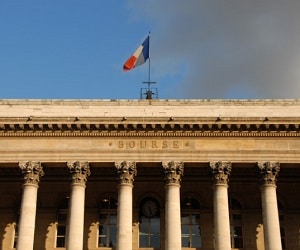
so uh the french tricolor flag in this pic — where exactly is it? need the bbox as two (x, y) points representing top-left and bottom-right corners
(123, 36), (149, 71)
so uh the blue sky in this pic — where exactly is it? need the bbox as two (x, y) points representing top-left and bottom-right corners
(1, 1), (300, 100)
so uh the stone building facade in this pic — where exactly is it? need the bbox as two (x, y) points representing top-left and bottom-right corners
(0, 99), (300, 250)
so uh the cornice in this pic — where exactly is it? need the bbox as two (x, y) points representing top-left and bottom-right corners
(0, 116), (300, 137)
(1, 98), (300, 105)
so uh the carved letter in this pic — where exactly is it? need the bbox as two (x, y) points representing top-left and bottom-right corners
(129, 141), (135, 148)
(162, 141), (168, 148)
(173, 141), (179, 148)
(152, 141), (158, 148)
(118, 141), (124, 148)
(140, 140), (147, 148)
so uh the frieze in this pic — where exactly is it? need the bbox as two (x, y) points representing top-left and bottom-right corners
(116, 140), (184, 149)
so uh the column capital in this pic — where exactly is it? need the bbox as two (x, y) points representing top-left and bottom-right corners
(67, 161), (90, 185)
(257, 161), (280, 186)
(162, 161), (184, 185)
(19, 161), (44, 186)
(115, 161), (137, 185)
(210, 161), (232, 185)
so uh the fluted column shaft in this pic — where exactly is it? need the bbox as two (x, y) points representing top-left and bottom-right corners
(163, 161), (184, 250)
(17, 162), (44, 250)
(258, 162), (282, 250)
(210, 161), (232, 250)
(66, 161), (90, 250)
(116, 161), (136, 250)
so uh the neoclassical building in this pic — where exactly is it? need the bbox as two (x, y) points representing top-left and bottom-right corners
(0, 99), (299, 250)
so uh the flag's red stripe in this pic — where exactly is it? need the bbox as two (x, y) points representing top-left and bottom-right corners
(123, 56), (137, 71)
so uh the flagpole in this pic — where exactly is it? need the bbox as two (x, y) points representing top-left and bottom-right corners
(148, 32), (151, 88)
(123, 32), (157, 99)
(142, 32), (157, 99)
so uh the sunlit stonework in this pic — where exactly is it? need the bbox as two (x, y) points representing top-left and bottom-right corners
(116, 161), (137, 185)
(210, 161), (232, 185)
(162, 161), (184, 185)
(257, 162), (280, 185)
(1, 99), (300, 250)
(67, 161), (90, 185)
(19, 161), (44, 185)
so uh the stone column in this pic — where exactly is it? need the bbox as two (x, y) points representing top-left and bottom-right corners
(210, 161), (232, 250)
(257, 162), (282, 250)
(115, 161), (136, 250)
(66, 161), (90, 250)
(17, 161), (44, 250)
(162, 161), (184, 250)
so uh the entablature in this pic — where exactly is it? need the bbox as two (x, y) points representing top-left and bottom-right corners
(0, 116), (300, 137)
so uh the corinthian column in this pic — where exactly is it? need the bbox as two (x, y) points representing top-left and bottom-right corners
(115, 161), (136, 250)
(257, 162), (282, 250)
(17, 161), (44, 250)
(210, 161), (232, 250)
(66, 161), (90, 250)
(162, 161), (184, 250)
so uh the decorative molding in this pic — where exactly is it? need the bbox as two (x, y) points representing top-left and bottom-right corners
(115, 161), (137, 185)
(67, 161), (90, 185)
(257, 162), (280, 185)
(210, 161), (232, 185)
(19, 161), (44, 185)
(162, 161), (184, 185)
(0, 120), (300, 137)
(1, 131), (300, 137)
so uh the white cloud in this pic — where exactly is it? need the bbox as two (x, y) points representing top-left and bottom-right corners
(128, 0), (300, 99)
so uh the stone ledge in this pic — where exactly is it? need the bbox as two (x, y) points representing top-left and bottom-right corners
(1, 99), (300, 118)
